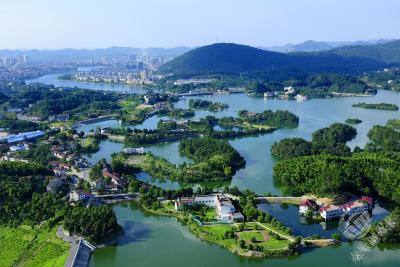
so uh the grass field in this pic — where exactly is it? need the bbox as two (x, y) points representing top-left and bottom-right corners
(0, 225), (69, 267)
(199, 223), (290, 253)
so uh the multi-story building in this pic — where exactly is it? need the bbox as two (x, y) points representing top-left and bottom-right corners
(69, 190), (92, 202)
(175, 194), (244, 222)
(318, 197), (373, 221)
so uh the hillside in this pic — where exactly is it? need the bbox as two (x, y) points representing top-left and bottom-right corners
(158, 43), (386, 78)
(327, 39), (400, 64)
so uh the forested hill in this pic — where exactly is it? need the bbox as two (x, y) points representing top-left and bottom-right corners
(158, 42), (399, 78)
(326, 39), (400, 65)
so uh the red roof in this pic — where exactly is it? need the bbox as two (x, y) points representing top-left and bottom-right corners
(361, 196), (373, 205)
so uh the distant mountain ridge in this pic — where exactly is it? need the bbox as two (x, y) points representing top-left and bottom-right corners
(263, 39), (392, 53)
(158, 42), (395, 78)
(0, 46), (193, 62)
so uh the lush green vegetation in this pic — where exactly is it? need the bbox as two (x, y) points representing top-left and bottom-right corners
(311, 122), (357, 155)
(189, 99), (229, 111)
(179, 138), (246, 174)
(271, 138), (313, 160)
(17, 143), (55, 165)
(158, 43), (385, 79)
(273, 122), (400, 204)
(124, 138), (245, 182)
(274, 151), (400, 203)
(63, 205), (119, 242)
(386, 119), (400, 130)
(4, 84), (120, 119)
(330, 39), (400, 65)
(365, 125), (400, 152)
(368, 208), (400, 243)
(352, 102), (399, 111)
(80, 136), (101, 153)
(238, 109), (299, 128)
(245, 73), (371, 98)
(271, 123), (357, 159)
(361, 69), (400, 91)
(0, 226), (69, 267)
(0, 119), (40, 134)
(345, 118), (362, 125)
(163, 108), (195, 119)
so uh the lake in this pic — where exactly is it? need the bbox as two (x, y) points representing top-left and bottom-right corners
(36, 75), (400, 266)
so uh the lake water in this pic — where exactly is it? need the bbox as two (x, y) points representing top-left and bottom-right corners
(90, 204), (400, 267)
(33, 75), (400, 266)
(27, 73), (148, 94)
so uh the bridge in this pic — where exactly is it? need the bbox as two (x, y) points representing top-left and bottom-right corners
(256, 196), (305, 205)
(95, 193), (138, 199)
(70, 239), (96, 267)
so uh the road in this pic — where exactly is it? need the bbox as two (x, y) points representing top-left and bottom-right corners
(56, 226), (80, 267)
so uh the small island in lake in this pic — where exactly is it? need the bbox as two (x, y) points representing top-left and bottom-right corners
(189, 98), (229, 112)
(352, 102), (399, 111)
(345, 118), (362, 125)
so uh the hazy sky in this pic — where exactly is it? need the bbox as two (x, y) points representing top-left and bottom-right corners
(1, 0), (400, 49)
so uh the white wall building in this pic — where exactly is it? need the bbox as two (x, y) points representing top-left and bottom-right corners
(174, 194), (244, 222)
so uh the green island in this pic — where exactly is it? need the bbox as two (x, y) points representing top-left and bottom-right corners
(105, 109), (298, 147)
(272, 121), (400, 217)
(189, 98), (229, 112)
(345, 118), (362, 125)
(271, 123), (357, 159)
(352, 102), (399, 111)
(117, 137), (245, 182)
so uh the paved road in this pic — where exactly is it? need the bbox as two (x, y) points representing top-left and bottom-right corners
(57, 226), (80, 267)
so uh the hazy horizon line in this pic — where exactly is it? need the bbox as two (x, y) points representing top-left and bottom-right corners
(0, 37), (396, 51)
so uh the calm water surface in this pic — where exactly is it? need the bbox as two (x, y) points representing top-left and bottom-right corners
(90, 204), (400, 267)
(33, 75), (400, 266)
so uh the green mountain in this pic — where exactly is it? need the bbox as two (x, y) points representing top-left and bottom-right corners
(158, 42), (398, 78)
(327, 39), (400, 64)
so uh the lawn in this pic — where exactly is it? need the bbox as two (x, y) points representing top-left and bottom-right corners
(0, 225), (70, 267)
(162, 200), (176, 210)
(198, 223), (290, 253)
(204, 208), (217, 221)
(238, 231), (264, 241)
(199, 224), (237, 249)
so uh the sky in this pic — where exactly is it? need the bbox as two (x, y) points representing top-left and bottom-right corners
(1, 0), (400, 49)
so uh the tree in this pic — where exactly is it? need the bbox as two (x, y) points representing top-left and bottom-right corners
(271, 138), (313, 160)
(331, 233), (342, 241)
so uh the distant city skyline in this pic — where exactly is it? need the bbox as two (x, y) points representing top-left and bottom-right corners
(1, 0), (400, 49)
